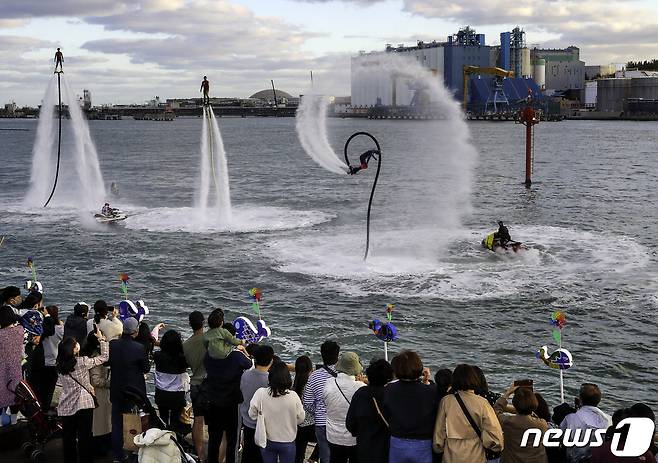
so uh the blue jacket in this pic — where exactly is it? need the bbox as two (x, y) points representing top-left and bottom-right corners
(109, 334), (150, 402)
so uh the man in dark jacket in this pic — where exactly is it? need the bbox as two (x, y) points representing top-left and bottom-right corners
(63, 302), (89, 346)
(202, 320), (252, 463)
(109, 317), (150, 462)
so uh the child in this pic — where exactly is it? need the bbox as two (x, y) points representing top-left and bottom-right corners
(203, 309), (245, 359)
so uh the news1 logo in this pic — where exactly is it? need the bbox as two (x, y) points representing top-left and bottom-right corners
(521, 418), (655, 457)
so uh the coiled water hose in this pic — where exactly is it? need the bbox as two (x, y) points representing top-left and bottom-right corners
(44, 72), (62, 207)
(344, 131), (381, 261)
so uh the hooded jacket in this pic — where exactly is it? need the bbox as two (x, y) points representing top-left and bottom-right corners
(133, 428), (182, 463)
(560, 406), (612, 463)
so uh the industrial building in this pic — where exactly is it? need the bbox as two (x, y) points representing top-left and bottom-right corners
(530, 46), (585, 100)
(350, 26), (551, 117)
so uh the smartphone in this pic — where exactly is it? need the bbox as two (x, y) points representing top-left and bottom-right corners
(514, 379), (534, 389)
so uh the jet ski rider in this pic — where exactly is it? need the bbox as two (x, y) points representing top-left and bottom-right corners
(101, 203), (113, 216)
(496, 220), (511, 246)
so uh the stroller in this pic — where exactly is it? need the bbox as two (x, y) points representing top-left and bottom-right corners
(9, 379), (62, 462)
(123, 386), (195, 462)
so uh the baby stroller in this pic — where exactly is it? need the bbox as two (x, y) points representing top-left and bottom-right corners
(9, 379), (62, 462)
(123, 386), (195, 462)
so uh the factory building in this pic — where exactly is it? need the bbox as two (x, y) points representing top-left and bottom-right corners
(498, 27), (532, 77)
(443, 27), (493, 100)
(530, 46), (585, 100)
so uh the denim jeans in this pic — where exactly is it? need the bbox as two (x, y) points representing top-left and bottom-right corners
(261, 440), (296, 463)
(315, 426), (331, 463)
(389, 436), (432, 463)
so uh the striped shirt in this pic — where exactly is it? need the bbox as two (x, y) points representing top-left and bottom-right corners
(302, 364), (336, 427)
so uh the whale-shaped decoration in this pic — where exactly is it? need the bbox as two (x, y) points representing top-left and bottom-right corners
(233, 316), (271, 343)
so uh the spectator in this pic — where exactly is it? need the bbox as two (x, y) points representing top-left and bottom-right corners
(324, 351), (366, 462)
(474, 366), (500, 407)
(629, 403), (658, 458)
(64, 302), (90, 347)
(534, 393), (564, 463)
(240, 344), (275, 463)
(293, 355), (318, 463)
(202, 312), (252, 463)
(0, 306), (22, 424)
(560, 383), (611, 463)
(109, 317), (150, 462)
(204, 308), (246, 360)
(433, 364), (503, 463)
(88, 300), (123, 341)
(154, 329), (189, 429)
(249, 361), (305, 463)
(346, 358), (394, 463)
(81, 330), (112, 457)
(37, 305), (64, 411)
(435, 368), (453, 403)
(56, 330), (109, 463)
(494, 385), (548, 463)
(303, 340), (340, 463)
(136, 320), (161, 358)
(591, 408), (654, 463)
(183, 310), (207, 462)
(383, 350), (438, 463)
(1, 287), (22, 314)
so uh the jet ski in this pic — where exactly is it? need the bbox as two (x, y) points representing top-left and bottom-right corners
(482, 232), (527, 254)
(94, 208), (127, 224)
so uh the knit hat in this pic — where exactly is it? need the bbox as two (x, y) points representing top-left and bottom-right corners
(123, 317), (139, 335)
(336, 351), (363, 377)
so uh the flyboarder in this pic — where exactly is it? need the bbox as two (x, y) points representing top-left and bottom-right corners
(54, 48), (64, 73)
(200, 76), (210, 105)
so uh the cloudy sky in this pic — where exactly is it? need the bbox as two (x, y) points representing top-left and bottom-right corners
(2, 0), (657, 106)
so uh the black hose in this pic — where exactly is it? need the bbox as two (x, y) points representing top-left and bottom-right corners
(344, 131), (381, 260)
(43, 73), (62, 208)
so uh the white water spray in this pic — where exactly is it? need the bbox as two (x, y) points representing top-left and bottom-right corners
(296, 94), (349, 175)
(25, 74), (106, 209)
(295, 54), (478, 256)
(197, 106), (231, 224)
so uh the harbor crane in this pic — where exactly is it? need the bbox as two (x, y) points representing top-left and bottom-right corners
(462, 66), (514, 111)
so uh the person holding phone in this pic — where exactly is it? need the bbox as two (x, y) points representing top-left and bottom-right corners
(494, 384), (549, 463)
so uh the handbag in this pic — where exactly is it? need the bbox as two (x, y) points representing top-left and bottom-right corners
(254, 390), (268, 448)
(454, 392), (501, 461)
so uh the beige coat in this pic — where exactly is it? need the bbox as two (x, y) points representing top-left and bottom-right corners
(89, 362), (112, 436)
(433, 391), (504, 463)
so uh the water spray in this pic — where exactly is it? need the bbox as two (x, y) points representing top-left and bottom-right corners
(43, 71), (63, 207)
(344, 132), (381, 260)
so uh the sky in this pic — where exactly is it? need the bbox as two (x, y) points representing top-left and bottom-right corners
(2, 0), (658, 106)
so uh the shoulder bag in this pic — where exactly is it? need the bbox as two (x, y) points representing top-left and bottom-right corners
(254, 389), (268, 448)
(454, 392), (501, 461)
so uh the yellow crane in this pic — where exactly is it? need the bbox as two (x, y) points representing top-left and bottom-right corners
(462, 66), (514, 111)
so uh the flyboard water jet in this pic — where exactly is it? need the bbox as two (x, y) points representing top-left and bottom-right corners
(43, 71), (63, 208)
(344, 132), (382, 261)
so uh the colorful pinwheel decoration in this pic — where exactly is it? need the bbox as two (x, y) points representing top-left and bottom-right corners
(249, 287), (263, 319)
(119, 273), (129, 298)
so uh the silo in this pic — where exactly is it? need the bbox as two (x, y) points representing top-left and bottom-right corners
(521, 48), (532, 77)
(532, 58), (546, 90)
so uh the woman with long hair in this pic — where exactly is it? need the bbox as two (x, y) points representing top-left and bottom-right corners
(153, 329), (189, 429)
(293, 355), (318, 463)
(346, 358), (394, 463)
(56, 329), (108, 463)
(250, 361), (305, 463)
